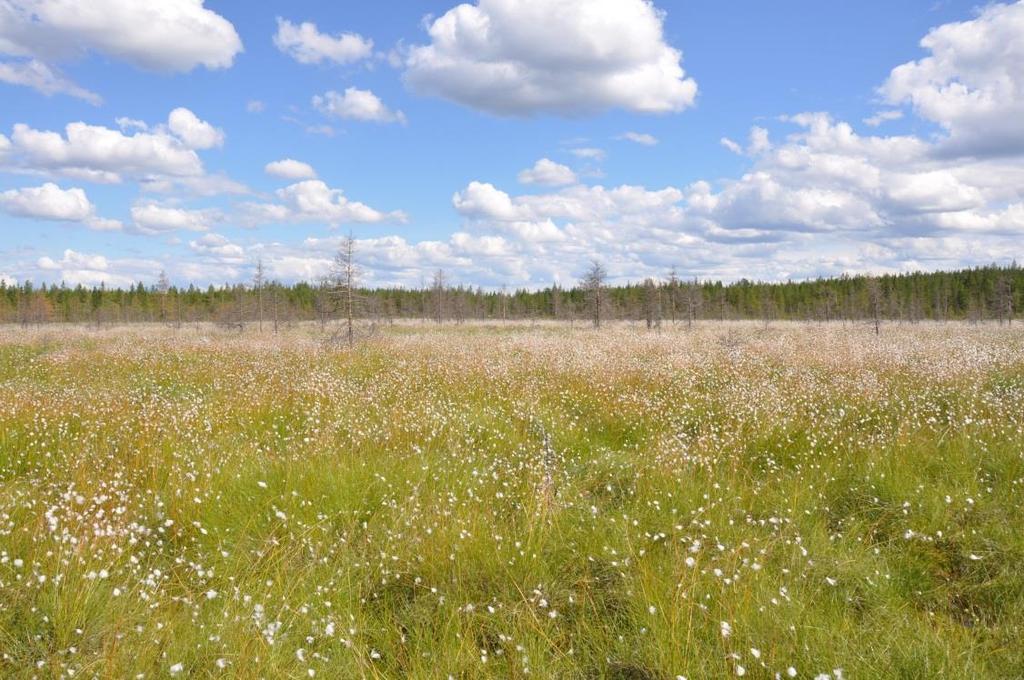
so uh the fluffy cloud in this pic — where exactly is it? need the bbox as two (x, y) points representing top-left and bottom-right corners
(38, 249), (107, 271)
(265, 158), (317, 180)
(53, 134), (1023, 287)
(517, 158), (577, 186)
(454, 181), (683, 225)
(450, 180), (689, 265)
(167, 107), (224, 149)
(748, 126), (771, 155)
(313, 88), (406, 124)
(263, 254), (333, 282)
(14, 2), (1024, 289)
(0, 182), (121, 230)
(435, 88), (1024, 285)
(705, 113), (1024, 239)
(698, 170), (885, 234)
(271, 234), (505, 287)
(306, 177), (698, 285)
(3, 109), (241, 193)
(273, 18), (373, 65)
(189, 233), (244, 263)
(35, 248), (146, 287)
(7, 119), (202, 182)
(881, 1), (1024, 157)
(0, 58), (101, 104)
(1, 182), (92, 220)
(453, 181), (523, 221)
(0, 0), (241, 102)
(242, 180), (407, 226)
(0, 0), (242, 71)
(130, 203), (217, 234)
(404, 0), (697, 116)
(237, 233), (487, 289)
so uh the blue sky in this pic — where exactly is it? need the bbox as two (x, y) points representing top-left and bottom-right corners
(1, 0), (1022, 289)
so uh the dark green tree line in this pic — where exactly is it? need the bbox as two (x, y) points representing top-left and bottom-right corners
(1, 263), (1019, 327)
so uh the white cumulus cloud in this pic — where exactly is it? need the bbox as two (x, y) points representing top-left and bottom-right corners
(130, 203), (217, 234)
(404, 0), (697, 116)
(265, 159), (317, 180)
(0, 0), (242, 71)
(3, 109), (242, 194)
(0, 0), (242, 102)
(273, 18), (373, 65)
(35, 248), (141, 287)
(0, 182), (93, 221)
(167, 107), (224, 150)
(0, 182), (121, 230)
(881, 1), (1024, 157)
(189, 233), (245, 263)
(517, 158), (577, 186)
(242, 180), (407, 226)
(7, 119), (203, 182)
(313, 87), (406, 124)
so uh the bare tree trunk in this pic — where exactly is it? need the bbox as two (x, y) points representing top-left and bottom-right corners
(273, 285), (279, 334)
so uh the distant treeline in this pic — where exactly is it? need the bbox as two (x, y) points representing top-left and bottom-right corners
(1, 263), (1020, 327)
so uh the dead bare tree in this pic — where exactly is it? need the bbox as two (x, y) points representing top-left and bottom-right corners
(254, 259), (265, 333)
(582, 260), (607, 328)
(329, 235), (361, 347)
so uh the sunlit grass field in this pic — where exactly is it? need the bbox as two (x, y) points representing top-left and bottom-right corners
(1, 322), (1023, 678)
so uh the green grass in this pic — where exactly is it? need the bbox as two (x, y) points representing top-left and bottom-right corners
(0, 322), (1022, 678)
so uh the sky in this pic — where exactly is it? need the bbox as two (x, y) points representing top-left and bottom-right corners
(1, 0), (1022, 290)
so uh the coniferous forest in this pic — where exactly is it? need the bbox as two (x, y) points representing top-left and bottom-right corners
(2, 263), (1019, 327)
